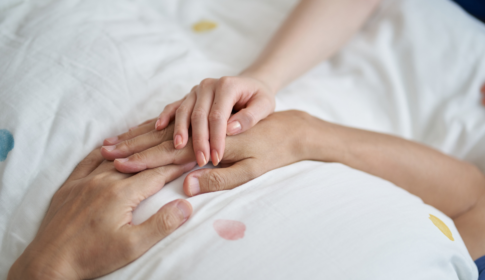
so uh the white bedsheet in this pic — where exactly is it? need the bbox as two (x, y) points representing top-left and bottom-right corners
(1, 0), (484, 279)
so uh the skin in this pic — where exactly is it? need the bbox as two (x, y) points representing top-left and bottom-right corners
(7, 149), (196, 280)
(103, 0), (382, 168)
(102, 110), (485, 260)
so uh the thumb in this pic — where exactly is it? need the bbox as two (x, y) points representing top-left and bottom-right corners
(136, 199), (192, 248)
(226, 95), (274, 136)
(183, 159), (260, 196)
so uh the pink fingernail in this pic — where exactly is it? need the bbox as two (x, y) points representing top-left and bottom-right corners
(187, 176), (200, 196)
(197, 151), (207, 167)
(174, 135), (183, 149)
(129, 126), (138, 131)
(102, 145), (116, 152)
(176, 200), (192, 220)
(104, 136), (119, 144)
(155, 119), (161, 130)
(227, 121), (241, 135)
(211, 149), (220, 166)
(115, 158), (129, 163)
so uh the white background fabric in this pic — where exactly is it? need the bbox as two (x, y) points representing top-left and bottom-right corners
(0, 0), (484, 279)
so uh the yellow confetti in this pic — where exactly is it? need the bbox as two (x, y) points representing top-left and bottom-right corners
(192, 20), (217, 33)
(429, 214), (454, 241)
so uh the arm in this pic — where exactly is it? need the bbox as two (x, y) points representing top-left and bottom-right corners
(304, 116), (485, 260)
(242, 0), (381, 92)
(103, 110), (485, 260)
(130, 0), (381, 170)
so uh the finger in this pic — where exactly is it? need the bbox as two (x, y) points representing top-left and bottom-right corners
(129, 118), (157, 131)
(134, 199), (192, 251)
(114, 140), (196, 173)
(156, 98), (185, 130)
(101, 124), (175, 160)
(173, 90), (197, 151)
(103, 119), (157, 146)
(191, 79), (215, 167)
(126, 162), (196, 202)
(89, 159), (131, 180)
(227, 94), (274, 136)
(183, 159), (260, 196)
(68, 148), (105, 181)
(208, 80), (237, 166)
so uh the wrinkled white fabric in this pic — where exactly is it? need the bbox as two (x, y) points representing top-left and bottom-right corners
(0, 0), (484, 279)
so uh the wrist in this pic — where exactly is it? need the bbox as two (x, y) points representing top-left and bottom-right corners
(300, 114), (349, 164)
(9, 245), (79, 280)
(239, 68), (281, 95)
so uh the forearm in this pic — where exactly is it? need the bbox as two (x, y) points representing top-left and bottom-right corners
(305, 117), (485, 219)
(242, 0), (381, 92)
(304, 116), (485, 259)
(304, 118), (485, 259)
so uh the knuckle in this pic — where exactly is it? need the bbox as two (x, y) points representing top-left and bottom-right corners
(118, 130), (135, 141)
(104, 183), (125, 200)
(165, 103), (175, 111)
(219, 76), (234, 87)
(206, 172), (227, 192)
(151, 167), (168, 182)
(175, 106), (191, 117)
(88, 174), (105, 189)
(244, 110), (257, 126)
(208, 110), (225, 123)
(151, 127), (169, 142)
(191, 109), (207, 122)
(157, 211), (180, 235)
(191, 135), (207, 144)
(121, 138), (137, 153)
(130, 152), (147, 163)
(199, 78), (213, 88)
(156, 141), (174, 154)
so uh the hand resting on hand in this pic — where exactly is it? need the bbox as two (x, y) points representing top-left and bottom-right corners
(8, 149), (195, 280)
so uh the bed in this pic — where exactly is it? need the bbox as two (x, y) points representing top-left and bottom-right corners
(1, 0), (485, 279)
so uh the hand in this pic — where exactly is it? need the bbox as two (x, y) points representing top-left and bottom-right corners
(101, 111), (326, 196)
(149, 75), (276, 168)
(8, 149), (195, 280)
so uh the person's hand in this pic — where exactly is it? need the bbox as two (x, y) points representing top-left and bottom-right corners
(147, 75), (276, 168)
(101, 111), (332, 196)
(8, 149), (196, 280)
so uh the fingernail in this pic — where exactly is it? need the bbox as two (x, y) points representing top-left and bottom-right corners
(174, 135), (183, 149)
(102, 145), (116, 152)
(104, 136), (119, 144)
(155, 119), (161, 130)
(187, 176), (200, 196)
(227, 121), (241, 135)
(129, 126), (137, 131)
(115, 158), (129, 163)
(212, 149), (220, 166)
(197, 151), (207, 167)
(176, 200), (192, 221)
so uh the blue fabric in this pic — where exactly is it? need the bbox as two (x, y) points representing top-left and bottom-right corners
(454, 0), (485, 22)
(0, 129), (14, 162)
(476, 255), (485, 280)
